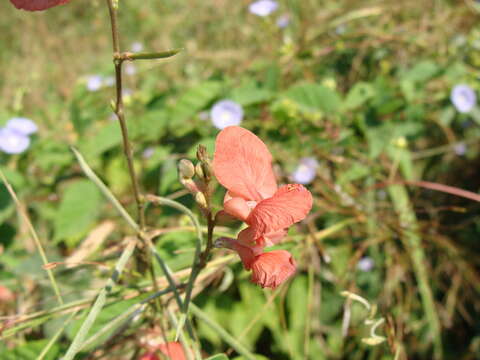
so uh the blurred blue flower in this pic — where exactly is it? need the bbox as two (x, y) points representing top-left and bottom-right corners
(454, 142), (466, 156)
(357, 257), (374, 272)
(86, 75), (104, 92)
(5, 117), (37, 136)
(125, 63), (137, 76)
(249, 0), (278, 17)
(131, 42), (144, 52)
(210, 100), (243, 129)
(276, 14), (290, 28)
(0, 128), (31, 154)
(451, 84), (476, 113)
(142, 147), (155, 159)
(291, 157), (318, 184)
(103, 76), (115, 87)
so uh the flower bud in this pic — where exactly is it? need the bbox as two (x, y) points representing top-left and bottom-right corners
(195, 162), (204, 179)
(180, 178), (200, 194)
(195, 191), (208, 209)
(178, 159), (195, 179)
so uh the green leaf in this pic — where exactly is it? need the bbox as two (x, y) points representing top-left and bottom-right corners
(344, 82), (375, 110)
(54, 180), (102, 245)
(402, 60), (439, 83)
(66, 297), (139, 350)
(206, 355), (229, 360)
(0, 340), (59, 360)
(231, 82), (273, 106)
(284, 83), (342, 114)
(79, 122), (123, 159)
(170, 81), (223, 135)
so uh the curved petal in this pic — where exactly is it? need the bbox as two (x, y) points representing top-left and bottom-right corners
(251, 250), (296, 289)
(247, 184), (313, 238)
(10, 0), (71, 11)
(213, 126), (277, 202)
(223, 197), (252, 222)
(215, 237), (258, 269)
(263, 229), (288, 247)
(157, 342), (187, 360)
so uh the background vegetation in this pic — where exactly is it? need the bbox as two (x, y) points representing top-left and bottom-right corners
(1, 0), (480, 359)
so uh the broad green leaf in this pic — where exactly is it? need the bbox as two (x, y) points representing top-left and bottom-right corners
(231, 83), (273, 106)
(170, 81), (223, 135)
(284, 83), (342, 114)
(54, 180), (102, 245)
(79, 122), (123, 159)
(402, 60), (439, 83)
(344, 82), (375, 110)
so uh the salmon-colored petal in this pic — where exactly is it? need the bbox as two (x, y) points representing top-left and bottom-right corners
(247, 184), (313, 238)
(263, 229), (288, 247)
(251, 250), (296, 289)
(157, 342), (187, 360)
(215, 237), (260, 269)
(138, 352), (160, 360)
(213, 126), (277, 202)
(10, 0), (71, 11)
(223, 197), (252, 221)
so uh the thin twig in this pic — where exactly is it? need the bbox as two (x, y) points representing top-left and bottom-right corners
(0, 168), (64, 305)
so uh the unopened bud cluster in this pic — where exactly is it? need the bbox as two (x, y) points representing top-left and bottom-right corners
(177, 144), (213, 213)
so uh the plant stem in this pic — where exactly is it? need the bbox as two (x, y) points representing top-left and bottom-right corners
(105, 0), (145, 230)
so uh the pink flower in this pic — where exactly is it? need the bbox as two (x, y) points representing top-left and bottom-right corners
(9, 0), (71, 11)
(213, 126), (312, 247)
(213, 126), (312, 288)
(157, 342), (187, 360)
(250, 250), (296, 289)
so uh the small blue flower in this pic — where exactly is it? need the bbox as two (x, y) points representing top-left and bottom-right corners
(291, 157), (318, 185)
(249, 0), (278, 17)
(125, 63), (137, 76)
(357, 257), (374, 272)
(276, 14), (290, 28)
(86, 75), (104, 92)
(454, 142), (466, 156)
(5, 117), (37, 136)
(103, 76), (115, 87)
(0, 128), (31, 154)
(131, 42), (144, 52)
(210, 100), (244, 129)
(142, 147), (155, 159)
(451, 84), (476, 113)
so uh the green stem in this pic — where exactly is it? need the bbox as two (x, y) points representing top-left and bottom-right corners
(38, 310), (79, 360)
(62, 238), (137, 360)
(0, 168), (64, 306)
(189, 303), (257, 360)
(388, 184), (443, 359)
(71, 147), (139, 232)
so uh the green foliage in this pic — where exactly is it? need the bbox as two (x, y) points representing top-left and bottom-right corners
(53, 180), (102, 245)
(1, 0), (479, 359)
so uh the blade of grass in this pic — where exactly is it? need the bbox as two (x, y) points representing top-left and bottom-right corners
(62, 238), (136, 360)
(388, 185), (443, 359)
(0, 168), (64, 306)
(145, 195), (203, 340)
(71, 147), (139, 232)
(80, 287), (175, 351)
(189, 303), (257, 360)
(37, 310), (79, 360)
